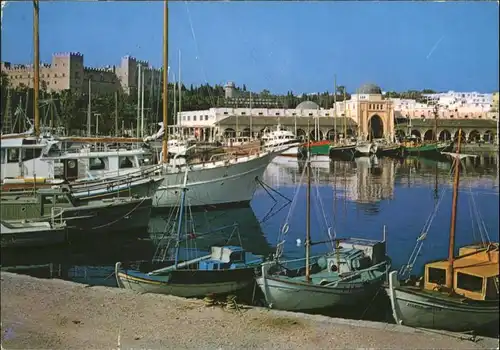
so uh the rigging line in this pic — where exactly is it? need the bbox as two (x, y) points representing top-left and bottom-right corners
(467, 190), (479, 243)
(470, 190), (491, 244)
(312, 165), (335, 249)
(279, 162), (307, 237)
(183, 1), (216, 107)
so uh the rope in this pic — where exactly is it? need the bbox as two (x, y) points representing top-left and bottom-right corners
(312, 166), (336, 250)
(275, 163), (307, 259)
(86, 197), (149, 230)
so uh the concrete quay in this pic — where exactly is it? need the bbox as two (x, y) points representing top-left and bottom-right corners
(1, 272), (498, 349)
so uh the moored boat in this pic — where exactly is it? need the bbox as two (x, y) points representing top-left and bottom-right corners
(0, 188), (152, 234)
(256, 143), (391, 312)
(1, 219), (68, 248)
(386, 129), (499, 334)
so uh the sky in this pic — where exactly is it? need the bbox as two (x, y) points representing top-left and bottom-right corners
(1, 1), (499, 95)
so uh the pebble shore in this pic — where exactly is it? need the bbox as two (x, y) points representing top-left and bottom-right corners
(1, 272), (498, 349)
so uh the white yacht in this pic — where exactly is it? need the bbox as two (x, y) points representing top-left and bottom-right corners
(261, 125), (302, 156)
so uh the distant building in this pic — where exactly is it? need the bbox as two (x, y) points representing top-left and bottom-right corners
(1, 52), (161, 95)
(492, 92), (499, 112)
(223, 81), (280, 108)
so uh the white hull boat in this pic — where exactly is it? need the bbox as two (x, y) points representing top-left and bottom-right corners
(355, 142), (377, 156)
(153, 151), (274, 208)
(386, 271), (499, 332)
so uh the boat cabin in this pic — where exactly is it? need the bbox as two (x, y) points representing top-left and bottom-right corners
(198, 246), (248, 270)
(423, 244), (499, 301)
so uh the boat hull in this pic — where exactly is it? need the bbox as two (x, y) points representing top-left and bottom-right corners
(386, 271), (499, 333)
(401, 143), (451, 157)
(256, 261), (387, 312)
(328, 145), (356, 160)
(153, 152), (273, 208)
(355, 143), (376, 156)
(279, 146), (299, 157)
(298, 141), (331, 157)
(1, 223), (67, 248)
(116, 264), (256, 298)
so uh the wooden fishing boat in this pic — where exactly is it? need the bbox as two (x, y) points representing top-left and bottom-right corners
(386, 129), (499, 333)
(115, 245), (262, 297)
(115, 167), (263, 298)
(256, 141), (391, 312)
(328, 143), (356, 160)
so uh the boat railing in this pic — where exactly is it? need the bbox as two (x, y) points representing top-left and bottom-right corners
(51, 206), (64, 226)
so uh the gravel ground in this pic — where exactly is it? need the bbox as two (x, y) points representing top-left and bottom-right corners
(1, 272), (498, 349)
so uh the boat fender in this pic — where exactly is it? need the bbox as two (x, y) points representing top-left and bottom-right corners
(319, 279), (329, 286)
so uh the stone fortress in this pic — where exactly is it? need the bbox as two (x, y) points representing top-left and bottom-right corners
(1, 52), (160, 95)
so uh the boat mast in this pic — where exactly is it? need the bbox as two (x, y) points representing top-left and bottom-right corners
(433, 104), (438, 143)
(305, 129), (311, 282)
(333, 75), (337, 144)
(161, 0), (169, 163)
(343, 87), (347, 141)
(446, 128), (462, 290)
(33, 0), (40, 137)
(136, 64), (141, 138)
(178, 50), (182, 140)
(87, 79), (92, 136)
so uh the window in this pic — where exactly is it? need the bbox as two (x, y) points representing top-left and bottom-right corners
(54, 73), (58, 78)
(325, 113), (330, 116)
(119, 156), (134, 169)
(275, 113), (280, 116)
(241, 112), (246, 115)
(0, 149), (5, 164)
(485, 277), (499, 300)
(193, 115), (197, 121)
(89, 157), (106, 171)
(204, 115), (208, 121)
(258, 112), (263, 116)
(456, 272), (483, 293)
(223, 112), (228, 115)
(22, 148), (42, 161)
(427, 267), (446, 285)
(187, 116), (190, 121)
(308, 113), (313, 116)
(7, 149), (19, 163)
(292, 113), (296, 116)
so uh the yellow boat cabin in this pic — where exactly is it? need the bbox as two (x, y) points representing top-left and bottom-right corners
(423, 243), (499, 301)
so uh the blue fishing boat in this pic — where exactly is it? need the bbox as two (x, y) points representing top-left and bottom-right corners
(115, 170), (263, 298)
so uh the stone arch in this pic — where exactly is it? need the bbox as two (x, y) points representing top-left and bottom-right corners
(423, 129), (435, 141)
(468, 129), (480, 142)
(241, 128), (251, 137)
(438, 129), (452, 141)
(224, 128), (236, 138)
(296, 128), (306, 140)
(411, 129), (421, 139)
(326, 129), (336, 141)
(310, 130), (324, 141)
(453, 130), (466, 143)
(483, 130), (494, 143)
(368, 114), (384, 139)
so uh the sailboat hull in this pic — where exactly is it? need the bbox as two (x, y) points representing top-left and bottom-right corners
(256, 260), (388, 312)
(153, 152), (273, 208)
(386, 272), (499, 333)
(116, 264), (256, 298)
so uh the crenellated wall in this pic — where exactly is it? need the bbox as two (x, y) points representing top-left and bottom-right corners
(2, 52), (161, 95)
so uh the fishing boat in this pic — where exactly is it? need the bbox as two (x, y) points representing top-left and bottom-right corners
(255, 141), (391, 312)
(0, 188), (152, 234)
(374, 139), (401, 157)
(298, 140), (331, 157)
(386, 129), (499, 333)
(1, 219), (68, 248)
(328, 142), (357, 160)
(400, 137), (452, 157)
(115, 167), (263, 298)
(355, 141), (377, 156)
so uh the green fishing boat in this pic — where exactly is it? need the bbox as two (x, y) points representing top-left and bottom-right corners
(298, 140), (332, 157)
(401, 141), (452, 156)
(0, 188), (152, 235)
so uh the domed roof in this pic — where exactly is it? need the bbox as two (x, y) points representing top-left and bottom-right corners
(296, 101), (319, 110)
(358, 83), (382, 95)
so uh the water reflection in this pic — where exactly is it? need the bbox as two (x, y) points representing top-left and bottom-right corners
(1, 207), (272, 286)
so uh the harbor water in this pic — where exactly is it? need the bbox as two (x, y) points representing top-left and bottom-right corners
(1, 154), (499, 322)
